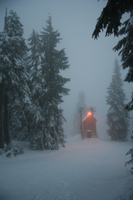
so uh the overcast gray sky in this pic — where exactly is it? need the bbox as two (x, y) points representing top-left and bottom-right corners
(0, 0), (133, 138)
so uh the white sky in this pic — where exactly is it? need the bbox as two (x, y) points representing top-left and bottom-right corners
(0, 0), (133, 138)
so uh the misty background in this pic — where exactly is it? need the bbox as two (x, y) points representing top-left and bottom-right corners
(0, 0), (132, 139)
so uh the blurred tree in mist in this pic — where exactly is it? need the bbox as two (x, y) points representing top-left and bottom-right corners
(106, 59), (130, 141)
(73, 91), (87, 135)
(92, 0), (133, 111)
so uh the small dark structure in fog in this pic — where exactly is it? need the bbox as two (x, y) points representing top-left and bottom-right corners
(82, 112), (97, 138)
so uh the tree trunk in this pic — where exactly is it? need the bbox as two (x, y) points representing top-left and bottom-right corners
(4, 89), (10, 145)
(0, 83), (4, 148)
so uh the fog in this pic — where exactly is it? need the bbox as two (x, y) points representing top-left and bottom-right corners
(0, 0), (133, 139)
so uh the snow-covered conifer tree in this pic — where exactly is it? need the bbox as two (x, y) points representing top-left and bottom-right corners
(27, 29), (46, 149)
(106, 59), (130, 141)
(27, 17), (70, 150)
(0, 10), (30, 146)
(38, 16), (70, 149)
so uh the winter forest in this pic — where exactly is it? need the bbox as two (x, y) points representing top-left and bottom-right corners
(0, 1), (133, 200)
(0, 10), (70, 150)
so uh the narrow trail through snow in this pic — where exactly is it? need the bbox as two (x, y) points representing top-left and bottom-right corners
(0, 135), (133, 200)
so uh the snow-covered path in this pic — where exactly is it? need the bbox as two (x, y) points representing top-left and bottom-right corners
(0, 135), (133, 200)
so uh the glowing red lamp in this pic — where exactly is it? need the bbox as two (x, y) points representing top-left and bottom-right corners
(88, 111), (92, 116)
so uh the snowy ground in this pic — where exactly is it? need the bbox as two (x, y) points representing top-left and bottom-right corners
(0, 134), (133, 200)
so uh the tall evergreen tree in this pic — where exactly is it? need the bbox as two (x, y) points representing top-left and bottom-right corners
(106, 59), (129, 141)
(27, 30), (42, 131)
(30, 16), (70, 149)
(0, 10), (30, 147)
(27, 29), (46, 149)
(41, 16), (70, 149)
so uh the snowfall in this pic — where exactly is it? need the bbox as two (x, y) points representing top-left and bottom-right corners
(0, 134), (133, 200)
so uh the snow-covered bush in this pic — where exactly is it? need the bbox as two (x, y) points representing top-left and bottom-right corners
(0, 143), (24, 157)
(4, 143), (12, 153)
(13, 145), (24, 156)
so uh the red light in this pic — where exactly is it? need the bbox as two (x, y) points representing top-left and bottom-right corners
(88, 112), (92, 116)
